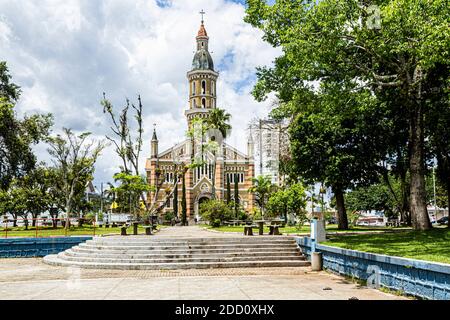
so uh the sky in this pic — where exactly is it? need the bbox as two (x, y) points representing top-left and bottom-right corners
(0, 0), (281, 189)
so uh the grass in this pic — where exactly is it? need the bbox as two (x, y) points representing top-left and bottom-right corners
(201, 224), (411, 234)
(0, 224), (163, 238)
(325, 227), (450, 264)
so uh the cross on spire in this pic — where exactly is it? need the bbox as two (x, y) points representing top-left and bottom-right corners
(199, 9), (205, 23)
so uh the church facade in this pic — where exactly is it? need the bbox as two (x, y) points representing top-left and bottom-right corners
(145, 19), (255, 221)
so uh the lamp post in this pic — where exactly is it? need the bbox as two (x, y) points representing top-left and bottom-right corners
(433, 158), (437, 221)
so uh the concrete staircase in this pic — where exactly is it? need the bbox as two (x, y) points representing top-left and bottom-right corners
(43, 236), (309, 270)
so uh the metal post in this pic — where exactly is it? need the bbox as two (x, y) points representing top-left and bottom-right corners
(100, 182), (104, 214)
(433, 163), (437, 220)
(259, 119), (263, 175)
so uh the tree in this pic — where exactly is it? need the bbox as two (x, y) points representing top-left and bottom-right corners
(47, 128), (106, 229)
(0, 179), (27, 228)
(0, 61), (20, 102)
(226, 174), (231, 205)
(345, 183), (395, 217)
(248, 175), (275, 220)
(173, 182), (178, 219)
(199, 199), (233, 227)
(267, 183), (307, 223)
(111, 172), (152, 219)
(234, 173), (239, 218)
(19, 165), (55, 227)
(205, 108), (232, 199)
(427, 68), (450, 227)
(181, 172), (187, 226)
(245, 0), (449, 230)
(0, 62), (53, 191)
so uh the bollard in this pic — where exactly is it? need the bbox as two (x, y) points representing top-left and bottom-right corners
(311, 252), (323, 271)
(121, 225), (127, 236)
(145, 226), (152, 235)
(133, 222), (139, 235)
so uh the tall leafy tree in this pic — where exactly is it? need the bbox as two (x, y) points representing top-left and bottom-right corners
(47, 128), (106, 229)
(205, 108), (232, 199)
(245, 0), (449, 230)
(267, 182), (307, 223)
(248, 175), (275, 219)
(0, 62), (53, 191)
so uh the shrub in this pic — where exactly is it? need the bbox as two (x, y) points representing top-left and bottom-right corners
(164, 211), (175, 221)
(199, 200), (233, 226)
(212, 219), (221, 228)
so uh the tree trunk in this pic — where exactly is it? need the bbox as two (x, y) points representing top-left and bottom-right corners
(173, 183), (178, 219)
(409, 104), (431, 230)
(226, 175), (231, 205)
(333, 187), (348, 230)
(400, 173), (411, 226)
(447, 181), (450, 228)
(181, 173), (187, 226)
(211, 156), (217, 200)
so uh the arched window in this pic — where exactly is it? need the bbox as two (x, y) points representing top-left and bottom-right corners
(202, 98), (206, 108)
(192, 82), (196, 95)
(201, 80), (206, 94)
(211, 80), (214, 95)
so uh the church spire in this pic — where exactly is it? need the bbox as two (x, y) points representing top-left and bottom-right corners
(185, 12), (219, 128)
(151, 124), (158, 158)
(198, 10), (208, 37)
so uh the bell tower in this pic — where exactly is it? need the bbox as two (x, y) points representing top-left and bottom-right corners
(185, 10), (219, 128)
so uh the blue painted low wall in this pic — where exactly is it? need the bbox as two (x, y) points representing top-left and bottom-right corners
(0, 237), (92, 258)
(296, 237), (450, 300)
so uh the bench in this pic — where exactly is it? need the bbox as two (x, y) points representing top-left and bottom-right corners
(144, 226), (152, 235)
(244, 225), (257, 236)
(269, 224), (281, 235)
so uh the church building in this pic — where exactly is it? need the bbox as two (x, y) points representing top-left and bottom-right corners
(145, 16), (255, 221)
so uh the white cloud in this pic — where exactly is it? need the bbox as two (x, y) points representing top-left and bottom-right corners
(0, 0), (280, 186)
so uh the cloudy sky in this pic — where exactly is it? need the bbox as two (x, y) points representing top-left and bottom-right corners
(0, 0), (280, 189)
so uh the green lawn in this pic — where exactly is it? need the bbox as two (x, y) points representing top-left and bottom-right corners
(201, 224), (410, 234)
(0, 225), (163, 238)
(325, 227), (450, 264)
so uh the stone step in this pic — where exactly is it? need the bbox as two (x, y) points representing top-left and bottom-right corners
(79, 243), (298, 251)
(85, 239), (297, 246)
(88, 237), (296, 243)
(58, 252), (305, 264)
(91, 236), (295, 242)
(63, 248), (302, 259)
(71, 246), (300, 256)
(44, 254), (310, 270)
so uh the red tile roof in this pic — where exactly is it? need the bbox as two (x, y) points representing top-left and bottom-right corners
(197, 23), (208, 37)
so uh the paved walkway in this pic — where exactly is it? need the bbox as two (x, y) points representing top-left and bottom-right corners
(0, 226), (407, 300)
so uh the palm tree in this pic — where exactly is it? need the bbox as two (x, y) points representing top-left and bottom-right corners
(248, 175), (275, 220)
(205, 108), (231, 199)
(206, 108), (232, 139)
